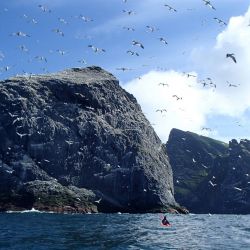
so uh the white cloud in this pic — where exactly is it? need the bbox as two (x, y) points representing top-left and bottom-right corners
(124, 70), (217, 142)
(124, 6), (250, 142)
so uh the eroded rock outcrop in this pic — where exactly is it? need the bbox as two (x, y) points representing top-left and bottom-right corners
(0, 66), (184, 213)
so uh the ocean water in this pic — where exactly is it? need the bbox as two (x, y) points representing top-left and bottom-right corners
(0, 212), (250, 250)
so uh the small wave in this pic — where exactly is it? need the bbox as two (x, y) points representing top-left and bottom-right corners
(21, 208), (41, 213)
(6, 208), (56, 214)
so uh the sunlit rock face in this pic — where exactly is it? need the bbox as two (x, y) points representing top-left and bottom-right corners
(0, 66), (183, 213)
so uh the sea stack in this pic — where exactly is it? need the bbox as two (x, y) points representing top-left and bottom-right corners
(0, 66), (186, 213)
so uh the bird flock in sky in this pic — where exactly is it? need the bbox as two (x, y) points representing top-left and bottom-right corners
(0, 0), (246, 136)
(0, 0), (235, 74)
(0, 0), (249, 199)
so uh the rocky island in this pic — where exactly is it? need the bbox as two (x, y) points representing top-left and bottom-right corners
(0, 66), (186, 214)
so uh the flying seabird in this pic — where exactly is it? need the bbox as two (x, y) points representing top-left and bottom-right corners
(65, 140), (74, 145)
(11, 31), (30, 37)
(78, 15), (93, 22)
(58, 18), (68, 24)
(38, 4), (51, 13)
(16, 132), (29, 139)
(172, 95), (182, 100)
(202, 164), (208, 169)
(184, 73), (196, 78)
(34, 56), (47, 62)
(211, 83), (216, 89)
(22, 14), (28, 19)
(159, 37), (168, 45)
(8, 112), (18, 118)
(202, 0), (216, 10)
(19, 45), (28, 52)
(156, 109), (167, 113)
(226, 53), (237, 63)
(0, 66), (12, 72)
(228, 83), (238, 87)
(132, 40), (144, 49)
(202, 127), (212, 131)
(56, 49), (67, 55)
(214, 17), (227, 26)
(116, 67), (132, 71)
(123, 9), (136, 15)
(88, 45), (106, 53)
(209, 180), (217, 187)
(23, 15), (38, 24)
(127, 50), (139, 56)
(29, 18), (38, 24)
(78, 59), (87, 64)
(94, 198), (102, 203)
(158, 82), (169, 87)
(200, 80), (208, 87)
(52, 29), (64, 36)
(164, 4), (177, 12)
(146, 25), (158, 32)
(123, 26), (135, 31)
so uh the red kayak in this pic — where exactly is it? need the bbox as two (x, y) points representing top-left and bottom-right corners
(161, 223), (171, 227)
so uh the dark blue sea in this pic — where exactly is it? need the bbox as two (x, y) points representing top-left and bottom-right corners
(0, 211), (250, 249)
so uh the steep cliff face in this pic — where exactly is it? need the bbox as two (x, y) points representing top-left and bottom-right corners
(0, 66), (183, 213)
(167, 128), (250, 214)
(198, 139), (250, 214)
(166, 128), (228, 212)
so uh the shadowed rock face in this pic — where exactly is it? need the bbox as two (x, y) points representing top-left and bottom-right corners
(166, 128), (250, 214)
(0, 66), (183, 213)
(199, 139), (250, 214)
(166, 128), (228, 212)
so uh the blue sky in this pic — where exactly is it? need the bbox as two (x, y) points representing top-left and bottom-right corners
(1, 0), (250, 142)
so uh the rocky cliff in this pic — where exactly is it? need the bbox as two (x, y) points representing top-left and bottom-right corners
(199, 139), (250, 213)
(166, 128), (227, 212)
(166, 128), (250, 214)
(0, 66), (185, 213)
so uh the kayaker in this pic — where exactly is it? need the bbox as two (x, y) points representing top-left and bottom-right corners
(162, 215), (170, 226)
